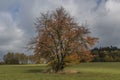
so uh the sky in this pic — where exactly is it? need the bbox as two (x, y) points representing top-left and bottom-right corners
(0, 0), (120, 56)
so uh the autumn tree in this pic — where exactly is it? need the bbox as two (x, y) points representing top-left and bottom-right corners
(29, 7), (98, 72)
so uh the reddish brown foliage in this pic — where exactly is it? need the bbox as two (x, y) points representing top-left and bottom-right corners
(29, 7), (98, 72)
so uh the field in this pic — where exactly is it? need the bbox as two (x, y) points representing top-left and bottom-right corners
(0, 62), (120, 80)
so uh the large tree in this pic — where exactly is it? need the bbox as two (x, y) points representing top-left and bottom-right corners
(29, 7), (98, 72)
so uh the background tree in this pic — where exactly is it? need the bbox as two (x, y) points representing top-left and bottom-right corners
(19, 53), (28, 64)
(91, 46), (120, 62)
(28, 55), (35, 64)
(29, 7), (98, 73)
(3, 52), (19, 64)
(3, 52), (29, 64)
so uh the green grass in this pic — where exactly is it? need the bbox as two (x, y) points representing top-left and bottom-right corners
(0, 62), (120, 80)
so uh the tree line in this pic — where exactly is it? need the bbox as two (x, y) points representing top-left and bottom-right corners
(0, 52), (35, 64)
(1, 45), (120, 65)
(91, 46), (120, 62)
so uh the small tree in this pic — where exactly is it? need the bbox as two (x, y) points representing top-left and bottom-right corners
(29, 7), (98, 73)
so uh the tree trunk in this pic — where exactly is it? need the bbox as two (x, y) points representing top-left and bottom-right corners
(54, 63), (64, 72)
(51, 58), (64, 73)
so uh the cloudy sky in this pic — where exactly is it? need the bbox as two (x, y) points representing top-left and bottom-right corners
(0, 0), (120, 55)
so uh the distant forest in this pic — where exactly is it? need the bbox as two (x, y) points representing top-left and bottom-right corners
(0, 46), (120, 64)
(91, 46), (120, 62)
(0, 52), (34, 64)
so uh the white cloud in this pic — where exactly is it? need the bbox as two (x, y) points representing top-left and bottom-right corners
(106, 0), (120, 13)
(0, 12), (24, 52)
(92, 0), (120, 47)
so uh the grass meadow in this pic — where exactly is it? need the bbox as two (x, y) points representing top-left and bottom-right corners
(0, 62), (120, 80)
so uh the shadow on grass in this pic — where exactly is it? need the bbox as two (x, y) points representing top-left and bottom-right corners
(25, 69), (46, 73)
(25, 68), (81, 74)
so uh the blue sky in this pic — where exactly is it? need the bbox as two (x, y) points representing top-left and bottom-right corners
(0, 0), (120, 55)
